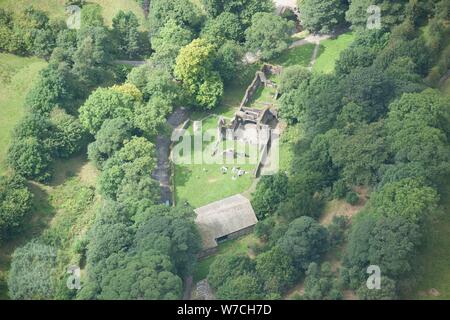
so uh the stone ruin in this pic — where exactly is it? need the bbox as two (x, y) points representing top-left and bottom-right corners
(211, 64), (282, 176)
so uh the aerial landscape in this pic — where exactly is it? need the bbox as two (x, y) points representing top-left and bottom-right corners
(0, 0), (449, 303)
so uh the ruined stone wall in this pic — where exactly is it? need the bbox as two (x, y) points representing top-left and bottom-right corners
(239, 64), (283, 109)
(239, 72), (263, 108)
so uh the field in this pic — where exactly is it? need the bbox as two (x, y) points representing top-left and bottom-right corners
(0, 53), (47, 175)
(270, 44), (315, 68)
(0, 0), (146, 27)
(313, 32), (355, 74)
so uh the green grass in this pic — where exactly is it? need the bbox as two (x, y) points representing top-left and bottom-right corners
(0, 0), (66, 20)
(193, 234), (259, 283)
(173, 116), (257, 208)
(247, 85), (278, 110)
(0, 0), (146, 27)
(0, 53), (47, 175)
(313, 32), (355, 74)
(270, 44), (315, 67)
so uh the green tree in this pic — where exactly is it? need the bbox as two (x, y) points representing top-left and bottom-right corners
(80, 4), (104, 27)
(251, 173), (288, 219)
(302, 262), (343, 300)
(135, 96), (172, 136)
(98, 251), (182, 300)
(345, 0), (408, 30)
(25, 65), (73, 115)
(134, 206), (202, 276)
(201, 12), (244, 43)
(174, 38), (223, 109)
(7, 136), (52, 181)
(79, 87), (136, 134)
(49, 108), (87, 158)
(216, 274), (263, 300)
(343, 215), (421, 288)
(329, 122), (388, 186)
(214, 40), (244, 83)
(87, 118), (133, 169)
(112, 10), (141, 59)
(202, 0), (274, 27)
(148, 0), (202, 34)
(208, 254), (255, 290)
(299, 0), (347, 33)
(150, 19), (194, 71)
(342, 66), (394, 122)
(72, 26), (112, 87)
(368, 178), (439, 223)
(356, 276), (397, 300)
(277, 216), (329, 269)
(0, 175), (32, 241)
(255, 246), (296, 294)
(99, 137), (157, 201)
(300, 74), (343, 136)
(245, 13), (294, 60)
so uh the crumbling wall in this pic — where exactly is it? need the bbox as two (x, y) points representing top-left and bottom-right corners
(239, 72), (263, 108)
(239, 64), (283, 109)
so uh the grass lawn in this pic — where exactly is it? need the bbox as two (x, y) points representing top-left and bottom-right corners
(193, 234), (259, 283)
(313, 32), (355, 74)
(173, 116), (257, 208)
(0, 53), (47, 175)
(247, 85), (278, 110)
(270, 44), (315, 68)
(0, 0), (146, 27)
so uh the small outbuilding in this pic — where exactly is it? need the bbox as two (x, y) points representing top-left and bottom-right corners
(194, 194), (258, 256)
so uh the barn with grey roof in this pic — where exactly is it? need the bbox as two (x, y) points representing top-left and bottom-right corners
(194, 194), (258, 256)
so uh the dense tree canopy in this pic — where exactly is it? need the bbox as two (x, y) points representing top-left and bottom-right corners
(0, 175), (32, 241)
(277, 216), (329, 269)
(174, 38), (223, 109)
(79, 87), (137, 134)
(299, 0), (347, 34)
(245, 13), (294, 60)
(202, 0), (274, 27)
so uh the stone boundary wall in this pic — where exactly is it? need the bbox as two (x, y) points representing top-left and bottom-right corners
(240, 72), (264, 108)
(239, 64), (283, 109)
(254, 131), (272, 178)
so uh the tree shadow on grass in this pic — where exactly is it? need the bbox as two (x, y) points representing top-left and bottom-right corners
(174, 165), (192, 189)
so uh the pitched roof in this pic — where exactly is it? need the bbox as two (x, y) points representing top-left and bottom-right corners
(194, 194), (258, 250)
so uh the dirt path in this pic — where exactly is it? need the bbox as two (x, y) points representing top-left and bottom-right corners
(152, 107), (189, 205)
